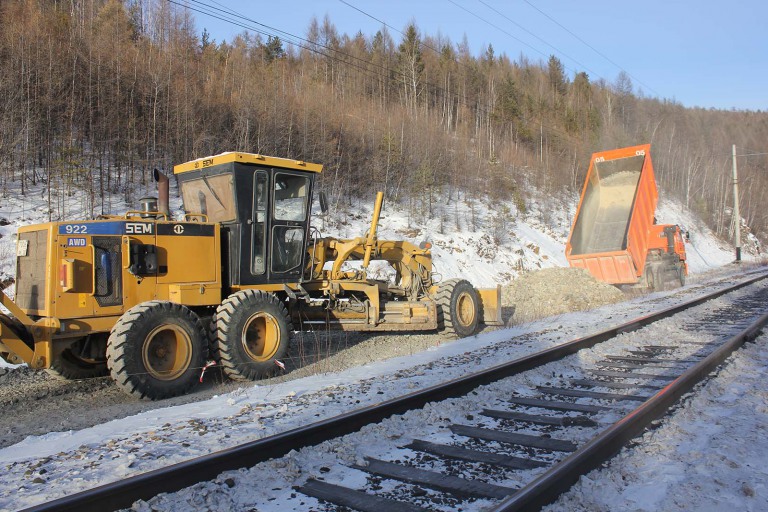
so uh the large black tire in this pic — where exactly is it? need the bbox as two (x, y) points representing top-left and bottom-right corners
(47, 335), (108, 380)
(653, 265), (666, 291)
(436, 278), (480, 338)
(214, 290), (292, 381)
(107, 301), (207, 400)
(677, 263), (686, 287)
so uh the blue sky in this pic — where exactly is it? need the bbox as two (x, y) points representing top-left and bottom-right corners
(191, 0), (768, 111)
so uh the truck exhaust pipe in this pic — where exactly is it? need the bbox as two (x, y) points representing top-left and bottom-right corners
(153, 168), (170, 218)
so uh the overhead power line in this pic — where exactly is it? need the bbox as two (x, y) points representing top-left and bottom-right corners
(519, 0), (660, 97)
(181, 1), (394, 75)
(173, 0), (502, 127)
(445, 0), (549, 62)
(474, 0), (603, 81)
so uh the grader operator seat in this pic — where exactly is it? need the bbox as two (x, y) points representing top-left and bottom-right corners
(174, 153), (321, 290)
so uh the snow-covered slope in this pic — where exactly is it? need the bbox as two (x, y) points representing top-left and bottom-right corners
(322, 192), (741, 288)
(655, 198), (735, 272)
(0, 177), (745, 289)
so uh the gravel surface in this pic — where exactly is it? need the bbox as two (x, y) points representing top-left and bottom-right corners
(0, 328), (494, 450)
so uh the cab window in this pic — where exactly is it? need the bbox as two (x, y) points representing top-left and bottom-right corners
(273, 174), (310, 221)
(180, 174), (236, 223)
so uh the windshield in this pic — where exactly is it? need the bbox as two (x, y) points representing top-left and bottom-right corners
(180, 174), (236, 223)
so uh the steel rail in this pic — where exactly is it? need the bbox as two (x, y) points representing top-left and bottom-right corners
(21, 271), (768, 512)
(492, 309), (768, 512)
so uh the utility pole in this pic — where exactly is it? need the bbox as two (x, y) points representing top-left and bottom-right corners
(732, 144), (741, 262)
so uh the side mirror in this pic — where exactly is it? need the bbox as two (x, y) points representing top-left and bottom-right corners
(319, 191), (329, 214)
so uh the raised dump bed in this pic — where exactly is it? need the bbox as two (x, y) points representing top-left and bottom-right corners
(566, 144), (687, 288)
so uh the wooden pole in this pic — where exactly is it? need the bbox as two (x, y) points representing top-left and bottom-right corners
(732, 144), (741, 262)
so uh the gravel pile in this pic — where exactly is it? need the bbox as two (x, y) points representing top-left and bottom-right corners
(503, 267), (625, 325)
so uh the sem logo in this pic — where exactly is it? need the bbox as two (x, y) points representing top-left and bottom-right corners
(126, 223), (153, 235)
(67, 238), (87, 247)
(173, 224), (184, 234)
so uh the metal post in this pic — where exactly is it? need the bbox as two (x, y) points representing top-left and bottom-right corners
(732, 144), (741, 262)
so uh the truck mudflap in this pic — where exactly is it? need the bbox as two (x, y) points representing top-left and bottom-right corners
(477, 285), (503, 326)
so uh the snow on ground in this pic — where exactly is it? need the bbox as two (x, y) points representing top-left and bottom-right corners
(329, 192), (742, 288)
(0, 266), (764, 510)
(546, 331), (768, 512)
(0, 173), (746, 290)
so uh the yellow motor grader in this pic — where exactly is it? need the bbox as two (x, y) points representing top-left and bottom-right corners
(0, 152), (501, 399)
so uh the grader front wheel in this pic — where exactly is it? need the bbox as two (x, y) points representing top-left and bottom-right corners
(47, 335), (109, 381)
(436, 278), (480, 338)
(213, 290), (292, 382)
(107, 301), (207, 400)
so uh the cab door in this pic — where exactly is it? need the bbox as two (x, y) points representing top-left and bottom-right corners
(268, 172), (312, 282)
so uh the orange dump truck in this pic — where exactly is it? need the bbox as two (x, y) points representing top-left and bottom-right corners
(566, 144), (687, 290)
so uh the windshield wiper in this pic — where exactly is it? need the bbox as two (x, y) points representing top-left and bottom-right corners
(201, 173), (226, 209)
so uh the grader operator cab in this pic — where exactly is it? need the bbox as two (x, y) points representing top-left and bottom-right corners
(0, 152), (502, 399)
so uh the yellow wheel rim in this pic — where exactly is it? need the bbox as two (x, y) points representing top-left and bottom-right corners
(456, 291), (476, 327)
(142, 324), (193, 381)
(241, 312), (281, 362)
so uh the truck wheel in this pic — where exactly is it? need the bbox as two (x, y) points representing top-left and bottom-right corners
(47, 335), (108, 380)
(653, 266), (666, 291)
(213, 290), (291, 381)
(107, 301), (207, 400)
(436, 278), (480, 338)
(207, 316), (221, 363)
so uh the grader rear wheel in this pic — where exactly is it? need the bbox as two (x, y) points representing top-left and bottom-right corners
(436, 278), (480, 338)
(213, 290), (292, 381)
(107, 301), (207, 400)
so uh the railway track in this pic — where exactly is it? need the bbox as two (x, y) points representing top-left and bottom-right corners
(22, 271), (768, 512)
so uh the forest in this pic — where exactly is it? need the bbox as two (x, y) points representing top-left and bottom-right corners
(1, 0), (766, 243)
